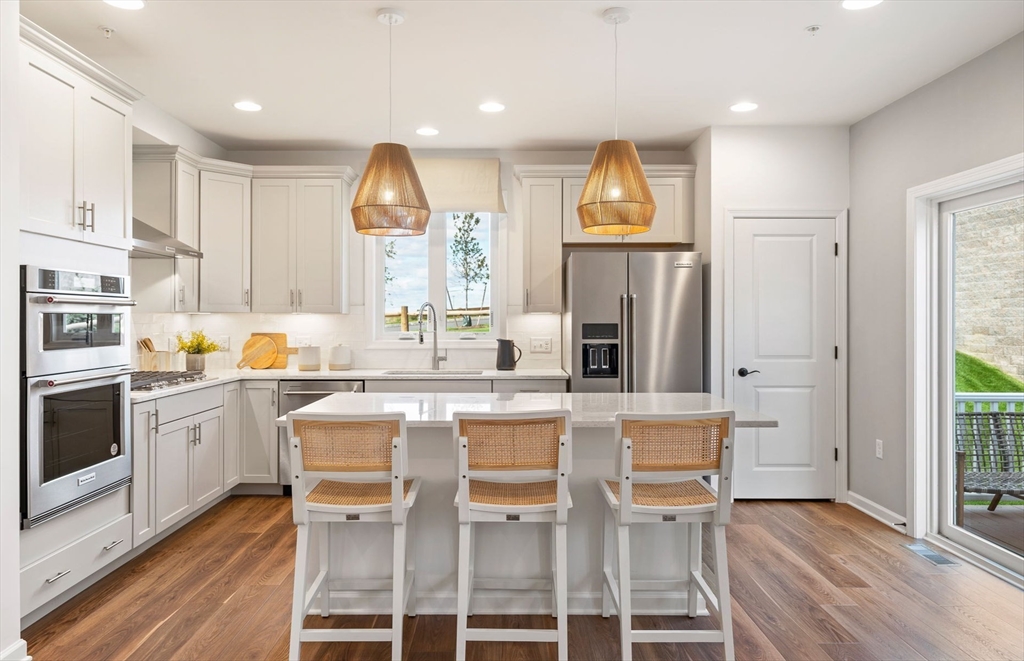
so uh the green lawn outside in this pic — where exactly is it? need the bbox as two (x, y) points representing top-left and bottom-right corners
(955, 351), (1024, 412)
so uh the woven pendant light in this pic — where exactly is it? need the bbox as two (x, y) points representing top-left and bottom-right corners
(352, 9), (430, 236)
(577, 8), (655, 235)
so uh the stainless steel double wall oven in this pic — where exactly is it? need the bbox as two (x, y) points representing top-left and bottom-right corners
(21, 266), (135, 528)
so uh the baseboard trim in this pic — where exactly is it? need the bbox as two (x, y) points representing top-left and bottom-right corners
(923, 533), (1024, 589)
(0, 639), (30, 661)
(847, 491), (908, 532)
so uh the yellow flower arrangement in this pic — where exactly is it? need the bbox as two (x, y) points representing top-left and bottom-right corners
(176, 330), (221, 355)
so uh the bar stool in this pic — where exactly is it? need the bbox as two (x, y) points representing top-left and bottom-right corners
(287, 412), (420, 661)
(598, 411), (737, 661)
(452, 410), (573, 661)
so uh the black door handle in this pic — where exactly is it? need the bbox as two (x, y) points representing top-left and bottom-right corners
(737, 368), (761, 377)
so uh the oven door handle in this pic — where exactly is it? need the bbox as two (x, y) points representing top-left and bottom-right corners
(32, 295), (137, 307)
(34, 368), (133, 388)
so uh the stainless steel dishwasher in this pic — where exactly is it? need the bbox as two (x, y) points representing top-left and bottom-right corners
(277, 380), (364, 486)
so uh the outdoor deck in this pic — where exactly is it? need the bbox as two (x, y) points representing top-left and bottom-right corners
(964, 503), (1024, 555)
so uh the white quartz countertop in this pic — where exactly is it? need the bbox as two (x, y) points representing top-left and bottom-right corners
(129, 368), (568, 403)
(273, 392), (778, 429)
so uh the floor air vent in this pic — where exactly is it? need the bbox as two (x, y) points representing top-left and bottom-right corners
(905, 543), (959, 566)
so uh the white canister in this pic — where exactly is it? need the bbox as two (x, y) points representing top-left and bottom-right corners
(297, 346), (321, 371)
(329, 345), (352, 371)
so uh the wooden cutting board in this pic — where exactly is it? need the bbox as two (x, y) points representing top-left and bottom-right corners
(252, 333), (298, 369)
(236, 336), (278, 369)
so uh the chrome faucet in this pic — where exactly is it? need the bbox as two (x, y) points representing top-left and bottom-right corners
(418, 302), (447, 370)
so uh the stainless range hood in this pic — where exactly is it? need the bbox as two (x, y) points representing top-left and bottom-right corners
(131, 218), (202, 258)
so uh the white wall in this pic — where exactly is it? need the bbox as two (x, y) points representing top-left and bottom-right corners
(133, 99), (227, 160)
(684, 129), (712, 390)
(0, 1), (28, 658)
(700, 127), (851, 398)
(848, 32), (1024, 516)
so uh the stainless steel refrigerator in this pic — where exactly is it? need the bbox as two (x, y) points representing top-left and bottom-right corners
(563, 252), (702, 393)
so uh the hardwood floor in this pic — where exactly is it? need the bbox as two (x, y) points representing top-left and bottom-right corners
(24, 496), (1024, 661)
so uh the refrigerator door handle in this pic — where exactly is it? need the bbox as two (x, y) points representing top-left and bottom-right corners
(620, 294), (629, 393)
(629, 294), (638, 393)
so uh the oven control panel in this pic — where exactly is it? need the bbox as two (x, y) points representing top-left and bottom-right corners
(29, 267), (126, 296)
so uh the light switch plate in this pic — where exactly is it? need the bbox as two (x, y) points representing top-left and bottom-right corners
(531, 337), (552, 353)
(216, 336), (230, 352)
(296, 335), (312, 347)
(875, 439), (884, 459)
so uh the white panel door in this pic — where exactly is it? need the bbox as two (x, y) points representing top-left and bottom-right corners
(732, 218), (837, 499)
(200, 171), (252, 312)
(80, 85), (131, 247)
(19, 44), (81, 239)
(241, 381), (278, 483)
(155, 418), (193, 533)
(175, 161), (200, 312)
(296, 179), (343, 313)
(252, 179), (296, 312)
(192, 408), (224, 509)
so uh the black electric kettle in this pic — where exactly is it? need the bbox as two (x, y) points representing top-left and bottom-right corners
(495, 338), (522, 371)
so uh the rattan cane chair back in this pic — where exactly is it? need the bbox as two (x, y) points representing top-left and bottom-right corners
(291, 418), (400, 473)
(459, 416), (565, 471)
(621, 417), (729, 473)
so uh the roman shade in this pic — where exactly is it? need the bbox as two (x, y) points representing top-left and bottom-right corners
(413, 158), (507, 213)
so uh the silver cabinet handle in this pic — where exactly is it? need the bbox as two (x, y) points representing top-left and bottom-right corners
(271, 388), (277, 408)
(87, 202), (96, 231)
(46, 570), (71, 584)
(290, 290), (295, 307)
(244, 288), (250, 306)
(298, 289), (303, 309)
(196, 422), (201, 445)
(77, 202), (88, 229)
(526, 288), (530, 307)
(103, 539), (124, 551)
(179, 286), (185, 307)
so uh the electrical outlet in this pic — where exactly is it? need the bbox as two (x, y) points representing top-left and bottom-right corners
(216, 336), (230, 352)
(531, 337), (552, 353)
(875, 439), (884, 460)
(296, 335), (311, 347)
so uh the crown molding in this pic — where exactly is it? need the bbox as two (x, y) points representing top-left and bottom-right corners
(513, 164), (695, 181)
(198, 157), (255, 177)
(20, 17), (143, 104)
(132, 145), (204, 169)
(251, 165), (358, 183)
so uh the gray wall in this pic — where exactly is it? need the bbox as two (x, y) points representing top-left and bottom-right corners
(849, 32), (1024, 515)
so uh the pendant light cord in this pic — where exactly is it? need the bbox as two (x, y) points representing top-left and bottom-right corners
(388, 19), (393, 143)
(614, 20), (618, 140)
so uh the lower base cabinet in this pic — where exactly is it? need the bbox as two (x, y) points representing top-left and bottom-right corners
(241, 381), (279, 483)
(155, 407), (225, 534)
(223, 382), (241, 489)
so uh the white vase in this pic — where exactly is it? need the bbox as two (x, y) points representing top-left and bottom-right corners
(185, 354), (206, 372)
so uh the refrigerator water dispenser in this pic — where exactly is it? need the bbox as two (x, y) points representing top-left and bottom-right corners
(581, 343), (618, 378)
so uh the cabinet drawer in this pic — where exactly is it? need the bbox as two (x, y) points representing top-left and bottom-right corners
(157, 384), (224, 423)
(21, 513), (133, 616)
(21, 485), (130, 567)
(491, 379), (567, 393)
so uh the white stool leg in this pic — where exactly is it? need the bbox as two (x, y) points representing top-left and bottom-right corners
(392, 521), (407, 661)
(456, 521), (471, 661)
(616, 524), (632, 661)
(290, 523), (310, 661)
(319, 522), (330, 618)
(551, 522), (558, 618)
(713, 525), (735, 661)
(601, 506), (614, 618)
(555, 522), (568, 661)
(687, 522), (701, 618)
(406, 508), (417, 618)
(467, 519), (475, 617)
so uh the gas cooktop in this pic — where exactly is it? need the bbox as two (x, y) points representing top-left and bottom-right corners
(131, 371), (211, 391)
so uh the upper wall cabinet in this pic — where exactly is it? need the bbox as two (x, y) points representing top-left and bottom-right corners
(520, 177), (563, 314)
(19, 20), (141, 251)
(199, 163), (253, 312)
(251, 169), (355, 314)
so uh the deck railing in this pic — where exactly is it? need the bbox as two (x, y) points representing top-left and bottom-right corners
(954, 392), (1024, 413)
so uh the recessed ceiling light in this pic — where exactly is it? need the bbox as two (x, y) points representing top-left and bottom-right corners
(416, 127), (439, 136)
(729, 102), (758, 112)
(842, 0), (883, 9)
(479, 102), (505, 113)
(104, 0), (145, 9)
(233, 101), (262, 112)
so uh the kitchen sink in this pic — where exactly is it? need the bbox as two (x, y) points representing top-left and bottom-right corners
(382, 369), (485, 376)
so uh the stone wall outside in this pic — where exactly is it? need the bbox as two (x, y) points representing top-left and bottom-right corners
(955, 197), (1024, 382)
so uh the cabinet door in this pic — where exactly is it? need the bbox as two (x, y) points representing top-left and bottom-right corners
(563, 176), (693, 245)
(296, 179), (344, 313)
(200, 171), (252, 312)
(155, 417), (193, 533)
(192, 408), (224, 509)
(241, 381), (278, 483)
(251, 179), (296, 313)
(175, 161), (201, 312)
(223, 383), (241, 489)
(561, 178), (596, 244)
(19, 44), (81, 240)
(131, 402), (157, 547)
(522, 178), (563, 314)
(80, 84), (131, 248)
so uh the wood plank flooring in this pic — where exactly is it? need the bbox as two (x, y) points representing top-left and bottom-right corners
(24, 496), (1024, 661)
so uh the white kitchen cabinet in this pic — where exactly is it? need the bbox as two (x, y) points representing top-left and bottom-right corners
(521, 177), (563, 314)
(241, 381), (279, 483)
(176, 160), (201, 311)
(562, 173), (694, 245)
(364, 380), (492, 393)
(18, 26), (139, 250)
(200, 168), (252, 312)
(252, 176), (348, 313)
(491, 379), (567, 394)
(223, 382), (241, 490)
(154, 416), (192, 533)
(192, 408), (224, 509)
(131, 402), (157, 547)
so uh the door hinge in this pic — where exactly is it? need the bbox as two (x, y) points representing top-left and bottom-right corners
(835, 447), (839, 462)
(835, 242), (838, 256)
(835, 345), (838, 360)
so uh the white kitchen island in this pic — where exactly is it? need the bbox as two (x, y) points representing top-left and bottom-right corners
(276, 392), (777, 616)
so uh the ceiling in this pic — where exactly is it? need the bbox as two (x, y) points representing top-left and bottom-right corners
(20, 0), (1024, 152)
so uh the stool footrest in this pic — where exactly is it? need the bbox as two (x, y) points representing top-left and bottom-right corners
(466, 628), (558, 643)
(632, 629), (725, 644)
(300, 628), (393, 643)
(473, 577), (553, 591)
